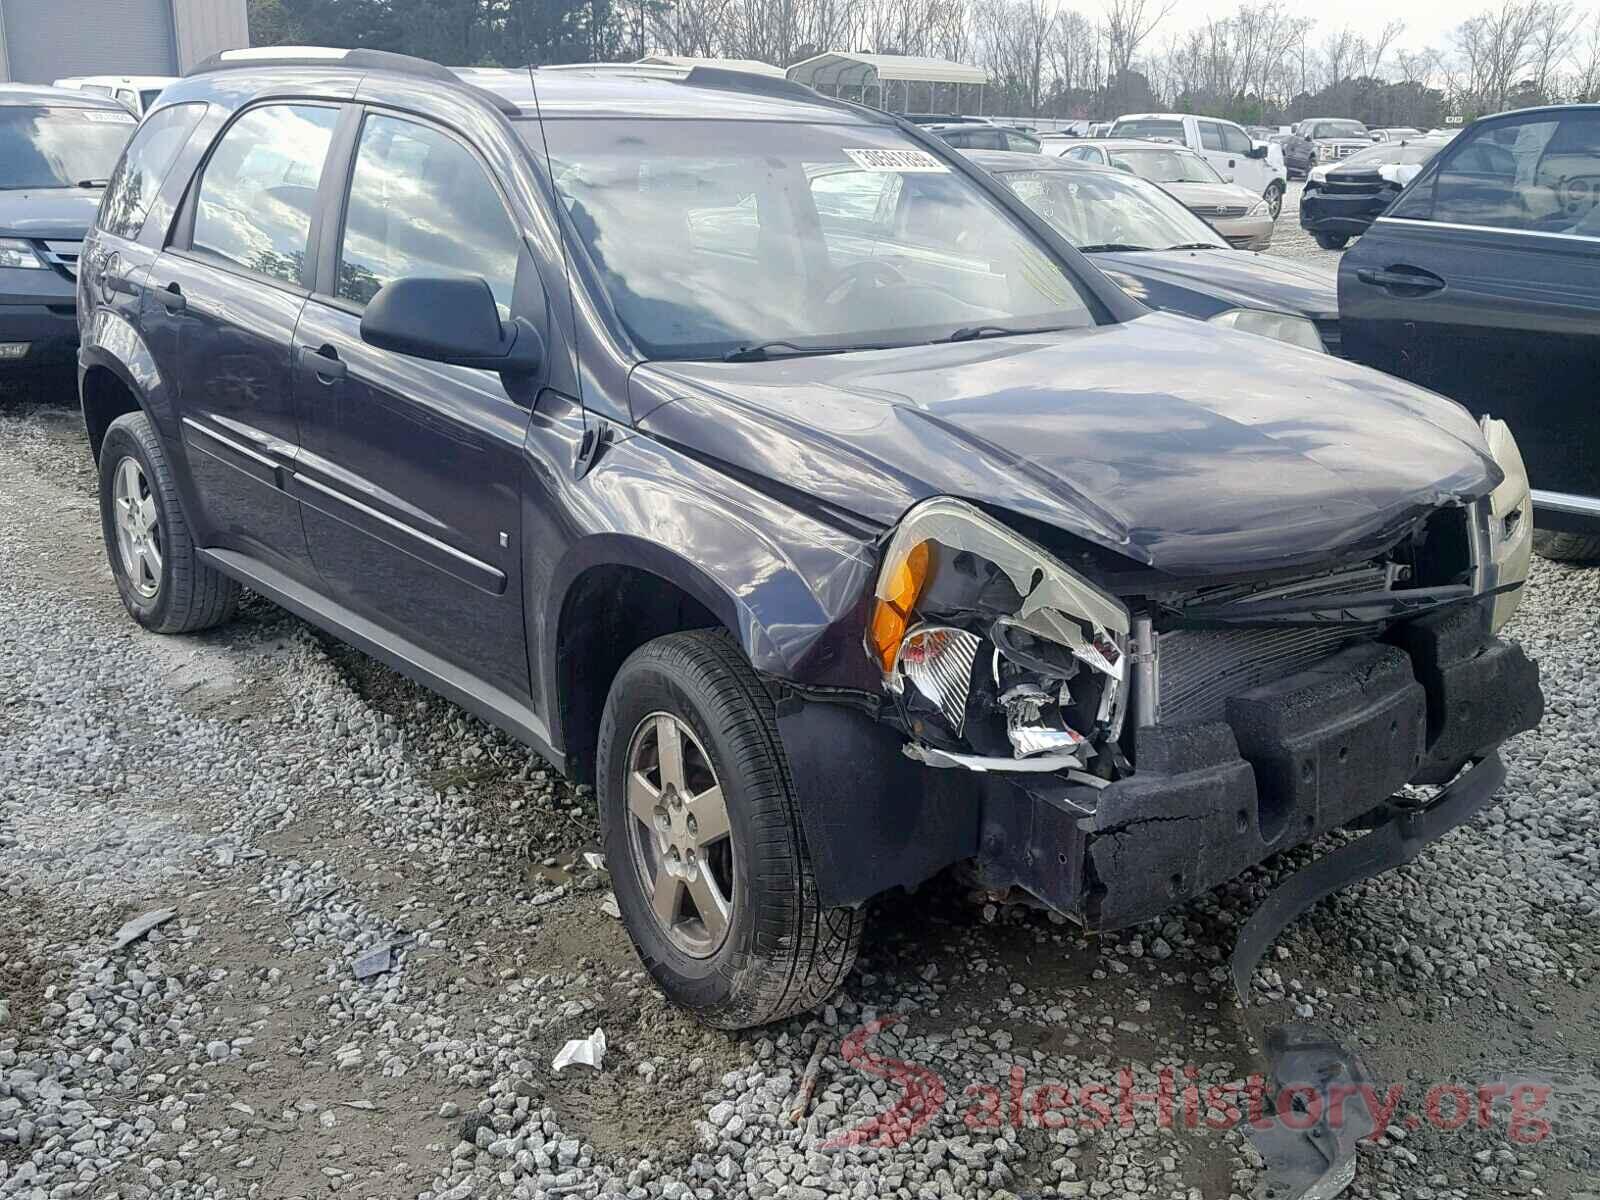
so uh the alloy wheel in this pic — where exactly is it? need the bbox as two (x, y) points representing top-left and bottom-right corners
(624, 712), (735, 958)
(112, 456), (162, 599)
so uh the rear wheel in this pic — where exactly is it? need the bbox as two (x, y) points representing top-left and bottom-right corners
(1533, 530), (1600, 563)
(1314, 231), (1350, 250)
(597, 630), (863, 1028)
(1264, 181), (1285, 220)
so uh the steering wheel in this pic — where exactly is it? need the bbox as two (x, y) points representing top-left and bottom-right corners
(820, 259), (908, 307)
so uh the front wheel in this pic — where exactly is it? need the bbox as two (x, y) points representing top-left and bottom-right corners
(1264, 181), (1285, 220)
(1314, 231), (1350, 251)
(597, 631), (863, 1028)
(1533, 530), (1600, 563)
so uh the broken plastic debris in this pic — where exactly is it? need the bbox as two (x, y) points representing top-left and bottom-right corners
(110, 908), (176, 951)
(351, 934), (414, 980)
(552, 1027), (607, 1073)
(583, 851), (607, 871)
(600, 894), (621, 919)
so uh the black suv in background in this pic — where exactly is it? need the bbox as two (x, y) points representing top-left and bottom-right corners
(0, 85), (136, 380)
(1341, 104), (1600, 560)
(78, 50), (1541, 1041)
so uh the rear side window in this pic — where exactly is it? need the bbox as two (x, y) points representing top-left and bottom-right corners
(1113, 119), (1184, 141)
(191, 104), (338, 285)
(99, 102), (205, 239)
(335, 114), (523, 312)
(1003, 132), (1040, 152)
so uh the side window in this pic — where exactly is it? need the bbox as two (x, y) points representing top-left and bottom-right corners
(1066, 146), (1097, 163)
(337, 114), (523, 313)
(1432, 117), (1562, 230)
(1198, 122), (1225, 151)
(1004, 132), (1039, 152)
(99, 102), (205, 239)
(1220, 123), (1253, 155)
(191, 104), (338, 285)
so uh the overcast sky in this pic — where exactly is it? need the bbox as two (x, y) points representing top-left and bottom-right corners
(1156, 0), (1468, 56)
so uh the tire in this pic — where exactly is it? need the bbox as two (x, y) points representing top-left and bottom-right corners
(1533, 529), (1600, 563)
(1264, 181), (1285, 220)
(1313, 231), (1350, 250)
(98, 410), (240, 634)
(597, 630), (863, 1028)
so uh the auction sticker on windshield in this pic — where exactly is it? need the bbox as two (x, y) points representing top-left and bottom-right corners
(82, 111), (137, 124)
(842, 148), (948, 172)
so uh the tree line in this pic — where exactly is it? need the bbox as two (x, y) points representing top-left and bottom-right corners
(247, 0), (1600, 123)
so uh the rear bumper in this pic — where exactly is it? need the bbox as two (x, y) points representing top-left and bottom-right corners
(972, 609), (1541, 928)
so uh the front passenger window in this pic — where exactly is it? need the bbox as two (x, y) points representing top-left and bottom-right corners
(1431, 118), (1561, 230)
(336, 114), (523, 313)
(191, 104), (339, 285)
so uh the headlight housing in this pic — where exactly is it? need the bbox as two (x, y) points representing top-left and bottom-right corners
(1246, 198), (1268, 217)
(1306, 164), (1330, 186)
(0, 238), (45, 270)
(1208, 308), (1325, 353)
(1477, 416), (1533, 633)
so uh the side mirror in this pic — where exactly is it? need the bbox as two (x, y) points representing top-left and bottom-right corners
(1247, 143), (1269, 159)
(360, 276), (543, 374)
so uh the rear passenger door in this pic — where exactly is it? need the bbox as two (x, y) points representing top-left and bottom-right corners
(145, 102), (341, 580)
(1340, 108), (1600, 507)
(289, 108), (544, 700)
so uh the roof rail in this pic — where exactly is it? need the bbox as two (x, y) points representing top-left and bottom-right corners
(186, 46), (521, 115)
(682, 65), (817, 101)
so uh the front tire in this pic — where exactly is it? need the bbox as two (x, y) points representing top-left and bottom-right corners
(1264, 181), (1285, 220)
(597, 631), (863, 1028)
(1533, 530), (1600, 563)
(1314, 231), (1350, 250)
(98, 411), (239, 634)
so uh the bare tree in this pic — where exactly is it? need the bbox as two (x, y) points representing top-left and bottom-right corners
(1452, 0), (1545, 111)
(1364, 18), (1406, 76)
(1576, 11), (1600, 101)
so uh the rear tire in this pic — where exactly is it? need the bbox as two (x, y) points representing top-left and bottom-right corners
(1314, 231), (1350, 250)
(597, 630), (863, 1028)
(98, 411), (239, 634)
(1533, 530), (1600, 563)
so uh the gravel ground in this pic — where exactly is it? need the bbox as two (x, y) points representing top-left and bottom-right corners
(2, 192), (1598, 1200)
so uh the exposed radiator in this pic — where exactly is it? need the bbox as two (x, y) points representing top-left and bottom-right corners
(1155, 567), (1388, 726)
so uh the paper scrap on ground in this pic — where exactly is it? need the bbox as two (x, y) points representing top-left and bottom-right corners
(552, 1027), (607, 1072)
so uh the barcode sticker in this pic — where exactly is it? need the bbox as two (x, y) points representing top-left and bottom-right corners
(841, 148), (949, 173)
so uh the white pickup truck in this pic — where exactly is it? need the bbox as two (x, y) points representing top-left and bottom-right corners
(1108, 112), (1290, 218)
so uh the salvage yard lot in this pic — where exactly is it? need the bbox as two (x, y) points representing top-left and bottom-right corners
(2, 193), (1598, 1200)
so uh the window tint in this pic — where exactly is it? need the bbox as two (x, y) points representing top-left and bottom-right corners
(1429, 115), (1600, 232)
(336, 114), (523, 312)
(1220, 123), (1253, 154)
(191, 104), (338, 285)
(0, 105), (136, 189)
(1004, 132), (1040, 152)
(1198, 122), (1225, 151)
(99, 102), (205, 239)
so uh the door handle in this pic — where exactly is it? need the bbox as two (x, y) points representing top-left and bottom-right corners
(299, 344), (346, 384)
(158, 282), (185, 312)
(1356, 267), (1445, 294)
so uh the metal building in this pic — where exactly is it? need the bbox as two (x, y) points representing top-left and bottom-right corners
(0, 0), (248, 83)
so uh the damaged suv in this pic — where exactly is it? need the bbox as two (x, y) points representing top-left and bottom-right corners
(79, 52), (1542, 1033)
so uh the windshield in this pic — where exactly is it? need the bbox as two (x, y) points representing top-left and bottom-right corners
(1336, 141), (1446, 169)
(532, 119), (1094, 360)
(0, 105), (136, 189)
(1110, 147), (1224, 185)
(999, 167), (1224, 251)
(1310, 121), (1366, 140)
(1111, 119), (1185, 141)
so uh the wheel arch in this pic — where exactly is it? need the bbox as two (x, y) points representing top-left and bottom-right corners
(78, 312), (176, 461)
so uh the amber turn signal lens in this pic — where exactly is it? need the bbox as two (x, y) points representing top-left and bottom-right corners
(867, 541), (932, 672)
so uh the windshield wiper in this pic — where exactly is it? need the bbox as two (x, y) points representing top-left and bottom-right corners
(1077, 243), (1154, 253)
(933, 323), (1073, 344)
(721, 339), (896, 362)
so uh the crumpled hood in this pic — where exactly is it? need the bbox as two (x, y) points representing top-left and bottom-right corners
(632, 312), (1498, 577)
(1092, 249), (1338, 321)
(0, 187), (100, 239)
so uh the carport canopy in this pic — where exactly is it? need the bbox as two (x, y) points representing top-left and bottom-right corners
(785, 52), (989, 115)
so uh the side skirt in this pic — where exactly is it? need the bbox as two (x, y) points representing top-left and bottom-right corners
(199, 547), (565, 775)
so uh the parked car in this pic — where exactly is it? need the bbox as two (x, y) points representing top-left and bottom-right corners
(966, 150), (1340, 352)
(1061, 139), (1275, 248)
(80, 49), (1541, 1036)
(0, 84), (137, 378)
(52, 75), (177, 117)
(926, 121), (1040, 152)
(1368, 126), (1422, 143)
(1108, 112), (1288, 217)
(1281, 118), (1371, 177)
(1300, 136), (1451, 249)
(1341, 103), (1600, 562)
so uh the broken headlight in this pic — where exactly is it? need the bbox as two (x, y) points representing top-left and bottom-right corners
(867, 497), (1131, 771)
(1477, 416), (1533, 634)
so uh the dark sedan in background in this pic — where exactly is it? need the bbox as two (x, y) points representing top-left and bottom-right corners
(1341, 103), (1600, 560)
(966, 150), (1339, 352)
(0, 84), (136, 380)
(1300, 136), (1451, 249)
